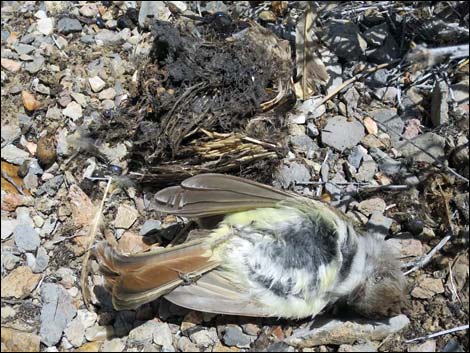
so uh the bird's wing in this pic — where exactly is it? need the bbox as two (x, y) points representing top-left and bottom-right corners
(165, 270), (272, 317)
(155, 173), (297, 218)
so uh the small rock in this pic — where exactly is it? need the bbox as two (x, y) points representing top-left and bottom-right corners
(411, 277), (445, 299)
(24, 56), (45, 74)
(223, 325), (253, 348)
(37, 135), (57, 168)
(356, 198), (386, 216)
(286, 315), (410, 347)
(348, 145), (368, 169)
(290, 135), (317, 156)
(101, 337), (127, 352)
(118, 231), (151, 254)
(32, 246), (49, 273)
(98, 87), (116, 100)
(306, 121), (319, 138)
(396, 133), (446, 163)
(290, 97), (326, 124)
(1, 266), (41, 298)
(369, 148), (403, 176)
(76, 341), (103, 352)
(153, 322), (173, 348)
(322, 20), (367, 60)
(363, 117), (378, 135)
(1, 219), (17, 240)
(63, 101), (83, 120)
(36, 175), (64, 197)
(79, 3), (98, 17)
(37, 17), (54, 35)
(408, 339), (436, 352)
(85, 325), (111, 342)
(355, 155), (377, 182)
(95, 29), (122, 45)
(366, 36), (399, 63)
(338, 341), (378, 352)
(363, 22), (389, 47)
(56, 267), (76, 288)
(442, 338), (464, 352)
(1, 58), (21, 72)
(0, 328), (41, 352)
(14, 224), (40, 252)
(139, 219), (162, 236)
(367, 212), (394, 236)
(139, 2), (171, 27)
(369, 109), (403, 145)
(177, 336), (199, 352)
(57, 18), (83, 34)
(431, 80), (449, 127)
(22, 90), (41, 111)
(361, 135), (387, 149)
(190, 328), (219, 347)
(14, 43), (36, 55)
(114, 204), (139, 229)
(322, 116), (365, 151)
(89, 76), (106, 92)
(2, 251), (21, 271)
(128, 320), (160, 345)
(274, 161), (311, 189)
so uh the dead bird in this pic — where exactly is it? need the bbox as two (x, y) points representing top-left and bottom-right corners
(95, 174), (407, 319)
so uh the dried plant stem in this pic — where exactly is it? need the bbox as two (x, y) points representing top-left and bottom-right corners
(80, 177), (113, 309)
(405, 324), (469, 343)
(403, 234), (452, 275)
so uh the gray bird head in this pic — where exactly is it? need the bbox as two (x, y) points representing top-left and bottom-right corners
(347, 239), (408, 319)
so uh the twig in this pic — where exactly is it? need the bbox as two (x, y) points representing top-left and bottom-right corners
(314, 60), (400, 108)
(405, 324), (469, 343)
(363, 111), (470, 183)
(80, 177), (113, 309)
(403, 234), (452, 275)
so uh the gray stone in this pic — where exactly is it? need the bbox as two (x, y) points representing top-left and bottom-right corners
(451, 79), (469, 108)
(1, 219), (17, 240)
(306, 121), (319, 138)
(369, 148), (403, 175)
(24, 56), (45, 73)
(57, 18), (82, 34)
(355, 155), (377, 182)
(14, 43), (36, 55)
(338, 341), (378, 352)
(63, 101), (83, 120)
(139, 1), (171, 28)
(367, 212), (394, 237)
(101, 337), (127, 352)
(357, 198), (386, 217)
(177, 336), (198, 352)
(23, 171), (39, 190)
(274, 161), (311, 189)
(1, 145), (30, 165)
(322, 20), (367, 60)
(139, 220), (162, 236)
(152, 322), (173, 348)
(366, 36), (399, 64)
(190, 328), (219, 347)
(286, 315), (410, 347)
(290, 135), (317, 156)
(16, 207), (34, 226)
(40, 283), (77, 346)
(223, 325), (253, 348)
(95, 29), (122, 45)
(431, 80), (449, 127)
(14, 224), (40, 252)
(396, 133), (446, 163)
(114, 204), (139, 229)
(363, 22), (389, 47)
(37, 17), (54, 35)
(56, 267), (76, 288)
(369, 108), (403, 145)
(348, 145), (368, 169)
(32, 246), (49, 273)
(36, 175), (64, 197)
(267, 342), (295, 352)
(85, 324), (112, 342)
(2, 251), (21, 271)
(322, 116), (365, 151)
(88, 76), (106, 92)
(290, 97), (326, 124)
(128, 320), (157, 345)
(408, 340), (436, 352)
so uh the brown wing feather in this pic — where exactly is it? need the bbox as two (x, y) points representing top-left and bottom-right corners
(94, 241), (219, 310)
(155, 173), (296, 217)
